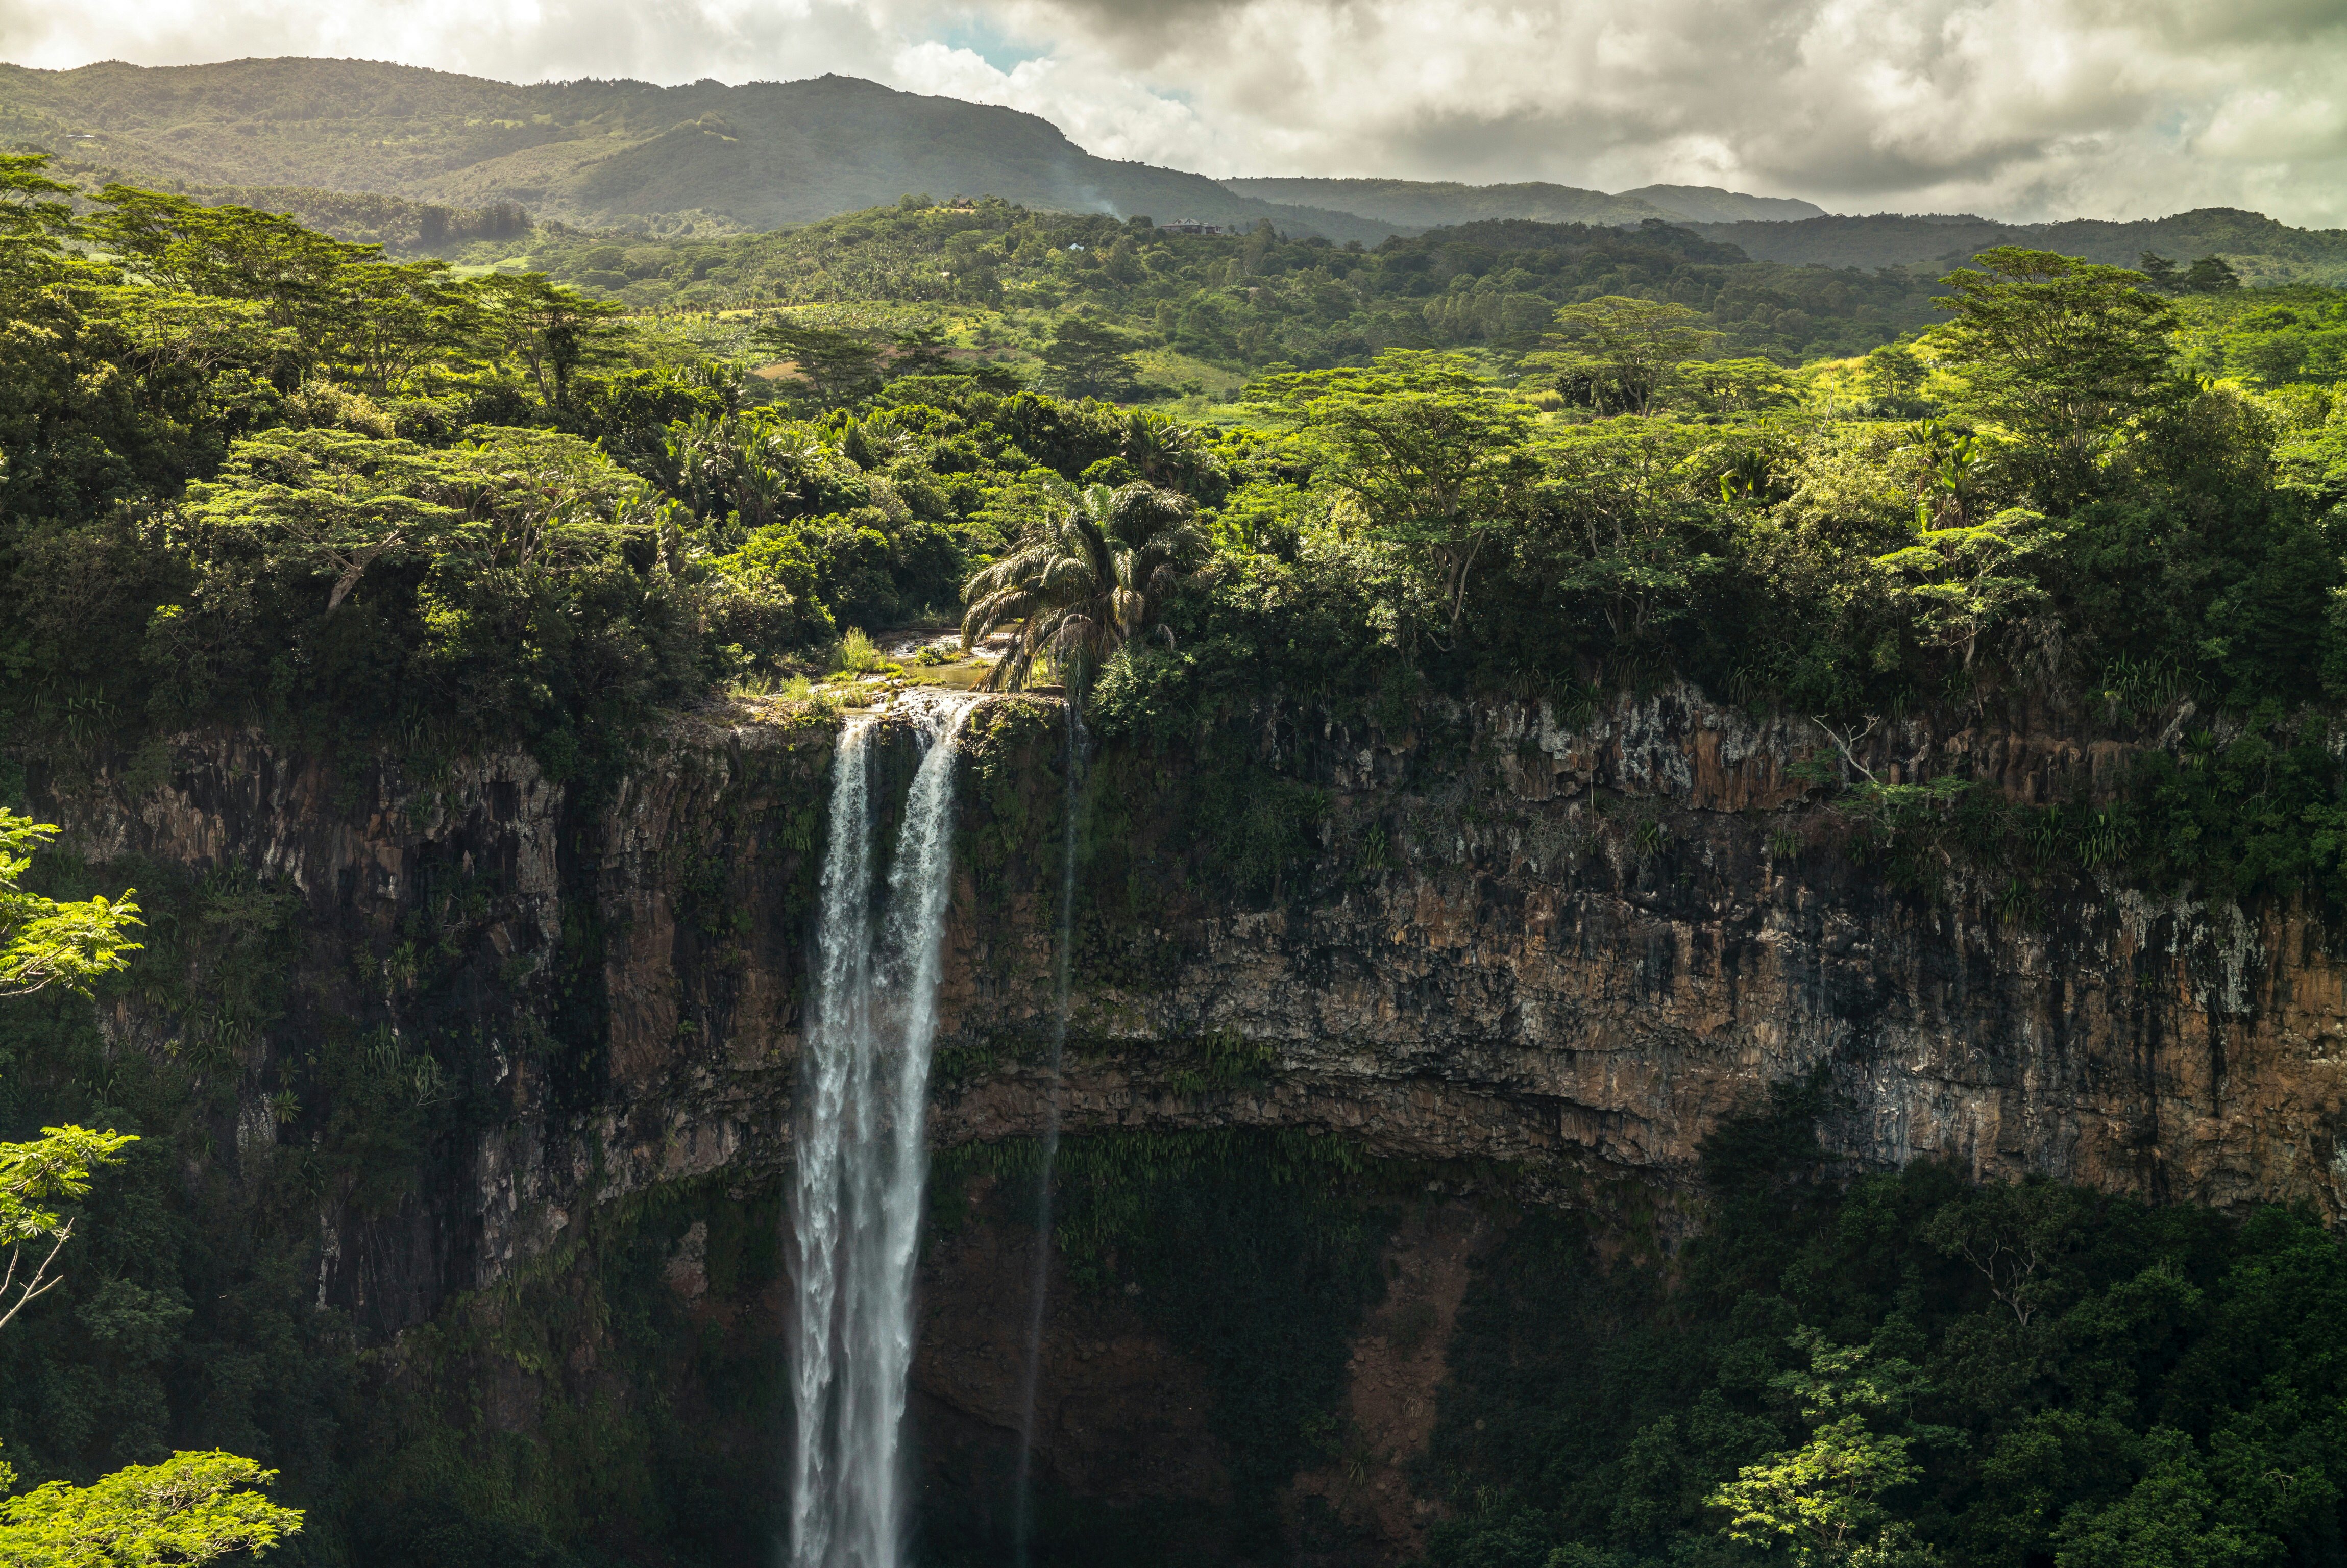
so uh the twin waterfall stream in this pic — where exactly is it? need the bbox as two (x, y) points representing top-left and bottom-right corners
(787, 691), (1047, 1568)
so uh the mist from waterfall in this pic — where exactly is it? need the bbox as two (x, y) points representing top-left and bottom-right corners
(789, 692), (975, 1568)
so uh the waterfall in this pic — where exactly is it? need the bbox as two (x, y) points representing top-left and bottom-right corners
(789, 692), (976, 1568)
(1011, 695), (1087, 1567)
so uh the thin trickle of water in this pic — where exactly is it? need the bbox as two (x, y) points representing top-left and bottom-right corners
(1011, 695), (1087, 1567)
(790, 692), (977, 1568)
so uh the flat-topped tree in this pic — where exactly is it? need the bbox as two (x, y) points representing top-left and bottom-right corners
(1245, 350), (1537, 642)
(0, 154), (76, 252)
(1040, 318), (1141, 402)
(1528, 295), (1723, 415)
(753, 317), (885, 408)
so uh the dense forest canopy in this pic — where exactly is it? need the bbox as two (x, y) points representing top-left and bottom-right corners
(2, 154), (2345, 875)
(382, 201), (2335, 406)
(8, 141), (2347, 1566)
(1417, 1083), (2347, 1568)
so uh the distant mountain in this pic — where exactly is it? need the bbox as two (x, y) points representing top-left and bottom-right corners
(1681, 209), (2347, 285)
(1219, 177), (1823, 229)
(0, 58), (1404, 244)
(1620, 185), (1826, 223)
(1219, 177), (1673, 228)
(11, 58), (2340, 285)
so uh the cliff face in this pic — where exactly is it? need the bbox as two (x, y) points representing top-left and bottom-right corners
(40, 688), (2347, 1319)
(945, 689), (2347, 1224)
(28, 690), (2347, 1568)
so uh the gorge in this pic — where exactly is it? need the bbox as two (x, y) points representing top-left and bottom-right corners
(19, 674), (2347, 1562)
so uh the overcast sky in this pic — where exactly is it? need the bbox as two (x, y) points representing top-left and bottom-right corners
(6, 0), (2344, 225)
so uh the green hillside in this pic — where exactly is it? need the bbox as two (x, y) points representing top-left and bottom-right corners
(17, 55), (2340, 288)
(1618, 182), (1826, 222)
(435, 201), (2347, 387)
(1220, 176), (1674, 228)
(1686, 208), (2347, 284)
(442, 203), (1950, 374)
(0, 57), (1402, 242)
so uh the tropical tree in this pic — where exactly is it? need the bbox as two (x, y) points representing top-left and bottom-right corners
(179, 429), (466, 613)
(960, 479), (1205, 691)
(1920, 1175), (2089, 1328)
(1529, 296), (1722, 415)
(1927, 247), (2180, 497)
(752, 317), (883, 407)
(1677, 356), (1798, 416)
(1039, 318), (1141, 401)
(0, 1451), (304, 1566)
(0, 825), (301, 1564)
(0, 1124), (137, 1330)
(89, 186), (371, 328)
(1, 813), (142, 1327)
(2049, 1427), (2268, 1568)
(1245, 350), (1535, 641)
(0, 154), (79, 254)
(1117, 409), (1226, 498)
(887, 326), (955, 375)
(1708, 1329), (1933, 1566)
(472, 272), (624, 406)
(322, 258), (474, 393)
(1870, 506), (2047, 672)
(1, 812), (141, 1000)
(659, 411), (813, 530)
(2181, 256), (2241, 293)
(1534, 417), (1725, 651)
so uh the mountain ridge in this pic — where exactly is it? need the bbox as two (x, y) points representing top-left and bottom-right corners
(5, 56), (1811, 247)
(0, 59), (1405, 242)
(8, 56), (2342, 282)
(1680, 207), (2347, 284)
(1223, 176), (1826, 229)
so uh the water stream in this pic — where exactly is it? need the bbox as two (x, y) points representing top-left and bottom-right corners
(789, 692), (976, 1568)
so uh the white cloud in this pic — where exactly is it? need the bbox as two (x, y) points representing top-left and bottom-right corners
(0, 0), (903, 85)
(4, 0), (2343, 224)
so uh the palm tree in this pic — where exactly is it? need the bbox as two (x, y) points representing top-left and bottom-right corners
(960, 479), (1206, 691)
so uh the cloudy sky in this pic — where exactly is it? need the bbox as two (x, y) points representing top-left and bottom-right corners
(6, 0), (2344, 225)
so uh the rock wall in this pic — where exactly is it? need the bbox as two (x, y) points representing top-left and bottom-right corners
(37, 687), (2347, 1331)
(933, 687), (2347, 1229)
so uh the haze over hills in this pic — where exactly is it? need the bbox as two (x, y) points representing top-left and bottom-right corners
(6, 56), (1813, 248)
(0, 58), (1403, 243)
(1223, 177), (1825, 229)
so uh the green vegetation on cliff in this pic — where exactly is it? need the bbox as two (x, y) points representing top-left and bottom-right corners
(1421, 1082), (2347, 1568)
